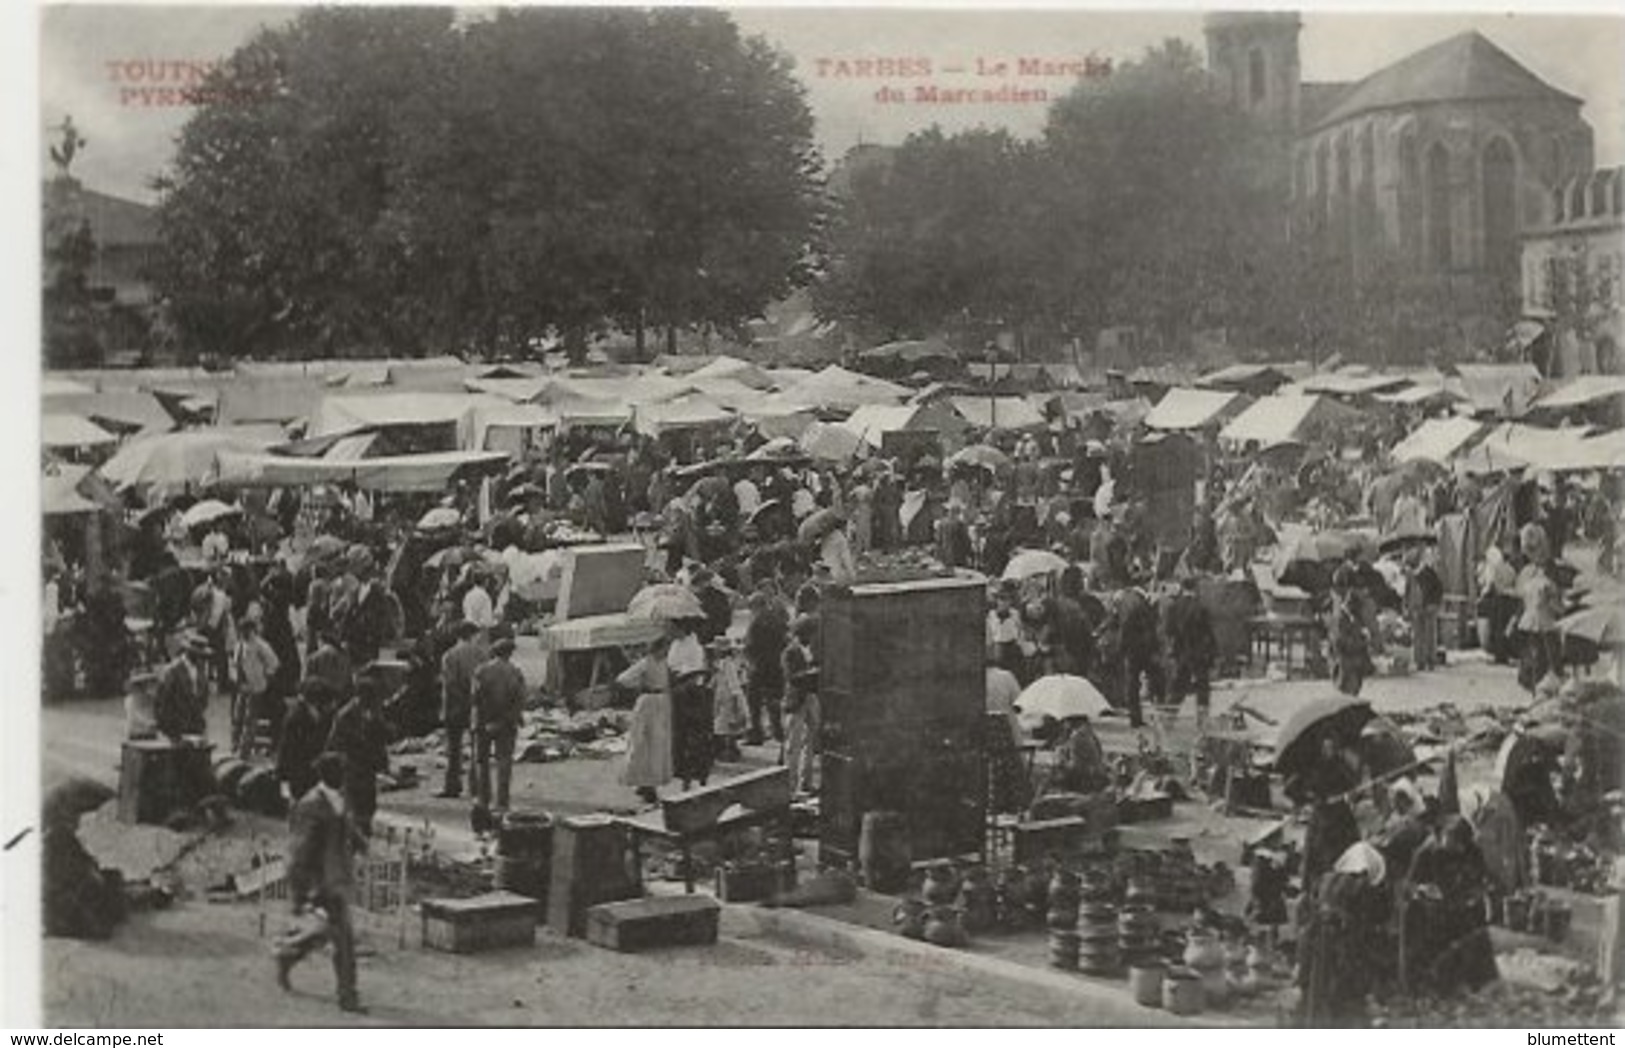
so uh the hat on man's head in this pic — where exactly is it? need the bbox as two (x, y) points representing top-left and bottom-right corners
(181, 629), (212, 654)
(689, 567), (715, 589)
(455, 619), (482, 639)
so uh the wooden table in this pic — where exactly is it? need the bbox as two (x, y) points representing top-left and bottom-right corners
(540, 612), (666, 697)
(1248, 613), (1324, 678)
(617, 766), (795, 895)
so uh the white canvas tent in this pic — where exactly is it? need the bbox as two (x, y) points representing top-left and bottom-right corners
(216, 448), (509, 492)
(949, 396), (1046, 431)
(43, 413), (117, 450)
(1219, 394), (1356, 446)
(1144, 388), (1248, 432)
(1388, 416), (1486, 465)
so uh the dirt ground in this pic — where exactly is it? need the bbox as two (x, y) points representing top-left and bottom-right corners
(33, 653), (1585, 1026)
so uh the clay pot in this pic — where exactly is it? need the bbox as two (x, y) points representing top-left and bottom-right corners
(1503, 893), (1531, 932)
(893, 896), (927, 940)
(1163, 966), (1204, 1015)
(1049, 868), (1082, 909)
(1130, 961), (1166, 1007)
(924, 905), (967, 947)
(922, 862), (960, 905)
(958, 873), (998, 936)
(1049, 930), (1081, 970)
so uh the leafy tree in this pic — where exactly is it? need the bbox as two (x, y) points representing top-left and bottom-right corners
(815, 127), (1050, 345)
(153, 6), (823, 362)
(42, 215), (104, 369)
(1039, 39), (1283, 352)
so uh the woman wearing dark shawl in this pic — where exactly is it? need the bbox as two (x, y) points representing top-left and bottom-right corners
(1398, 815), (1499, 997)
(1295, 859), (1388, 1026)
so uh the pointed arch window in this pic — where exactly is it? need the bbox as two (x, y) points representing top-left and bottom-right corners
(1426, 142), (1453, 270)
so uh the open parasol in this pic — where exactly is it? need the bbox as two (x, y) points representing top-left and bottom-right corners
(1272, 694), (1376, 777)
(1377, 526), (1437, 557)
(1272, 527), (1374, 592)
(43, 777), (116, 831)
(747, 437), (801, 461)
(1557, 603), (1625, 648)
(180, 498), (240, 530)
(798, 507), (845, 544)
(1002, 548), (1069, 581)
(746, 499), (785, 527)
(1015, 674), (1112, 723)
(948, 444), (1011, 472)
(417, 506), (463, 531)
(627, 583), (705, 623)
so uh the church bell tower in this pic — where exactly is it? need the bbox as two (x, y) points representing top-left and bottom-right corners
(1204, 12), (1303, 138)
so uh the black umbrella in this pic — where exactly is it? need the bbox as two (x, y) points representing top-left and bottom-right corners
(43, 777), (116, 831)
(1273, 695), (1375, 778)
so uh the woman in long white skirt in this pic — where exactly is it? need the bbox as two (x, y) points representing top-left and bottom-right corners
(619, 639), (673, 805)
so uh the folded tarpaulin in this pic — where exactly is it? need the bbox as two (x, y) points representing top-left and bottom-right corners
(1143, 387), (1248, 431)
(216, 449), (510, 491)
(1388, 416), (1486, 465)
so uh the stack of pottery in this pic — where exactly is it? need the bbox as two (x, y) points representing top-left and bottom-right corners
(893, 896), (927, 940)
(1046, 869), (1082, 929)
(1117, 903), (1161, 968)
(1049, 929), (1081, 970)
(923, 905), (968, 948)
(1184, 928), (1228, 1008)
(1079, 866), (1115, 905)
(957, 865), (998, 935)
(1077, 900), (1120, 975)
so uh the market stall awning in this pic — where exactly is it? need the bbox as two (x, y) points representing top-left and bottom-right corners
(216, 448), (510, 492)
(1219, 393), (1355, 446)
(633, 392), (734, 437)
(780, 365), (907, 413)
(1299, 370), (1411, 397)
(42, 413), (117, 450)
(685, 355), (776, 390)
(309, 392), (479, 447)
(1196, 363), (1292, 393)
(1458, 422), (1595, 474)
(1143, 388), (1248, 432)
(799, 420), (864, 462)
(1530, 374), (1625, 411)
(1453, 363), (1544, 419)
(842, 401), (969, 450)
(1388, 416), (1487, 465)
(43, 464), (97, 516)
(98, 428), (276, 496)
(949, 396), (1046, 431)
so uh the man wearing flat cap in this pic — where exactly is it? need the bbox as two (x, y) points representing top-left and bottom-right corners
(471, 625), (526, 811)
(154, 630), (212, 741)
(325, 665), (389, 834)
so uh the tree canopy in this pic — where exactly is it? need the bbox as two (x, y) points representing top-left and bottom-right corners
(152, 6), (824, 361)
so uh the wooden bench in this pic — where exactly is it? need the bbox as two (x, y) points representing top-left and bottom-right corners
(616, 766), (796, 895)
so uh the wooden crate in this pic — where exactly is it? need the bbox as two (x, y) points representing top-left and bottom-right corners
(547, 815), (640, 937)
(118, 739), (215, 825)
(584, 896), (720, 952)
(421, 892), (539, 954)
(715, 864), (795, 904)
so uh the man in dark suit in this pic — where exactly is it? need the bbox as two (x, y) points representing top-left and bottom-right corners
(154, 630), (211, 740)
(326, 668), (389, 835)
(276, 752), (365, 1013)
(437, 621), (486, 799)
(277, 678), (335, 802)
(471, 626), (526, 811)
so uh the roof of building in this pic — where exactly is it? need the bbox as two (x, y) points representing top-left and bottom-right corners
(1300, 81), (1354, 128)
(1310, 31), (1580, 132)
(46, 181), (158, 248)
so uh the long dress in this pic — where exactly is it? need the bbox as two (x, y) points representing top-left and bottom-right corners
(1296, 870), (1385, 1026)
(619, 656), (673, 790)
(1398, 822), (1499, 997)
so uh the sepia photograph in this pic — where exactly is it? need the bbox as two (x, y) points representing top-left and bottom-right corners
(15, 0), (1625, 1029)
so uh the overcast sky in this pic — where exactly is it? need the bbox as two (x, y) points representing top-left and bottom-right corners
(39, 4), (1625, 203)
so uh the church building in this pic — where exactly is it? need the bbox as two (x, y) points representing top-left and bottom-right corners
(1205, 13), (1595, 314)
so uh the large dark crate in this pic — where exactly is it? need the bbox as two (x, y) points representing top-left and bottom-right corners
(584, 895), (720, 952)
(547, 815), (640, 937)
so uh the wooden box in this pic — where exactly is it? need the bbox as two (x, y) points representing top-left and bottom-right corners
(555, 544), (646, 620)
(547, 815), (640, 937)
(584, 896), (720, 952)
(660, 766), (792, 836)
(715, 864), (796, 904)
(420, 891), (538, 954)
(1012, 817), (1093, 864)
(118, 739), (215, 825)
